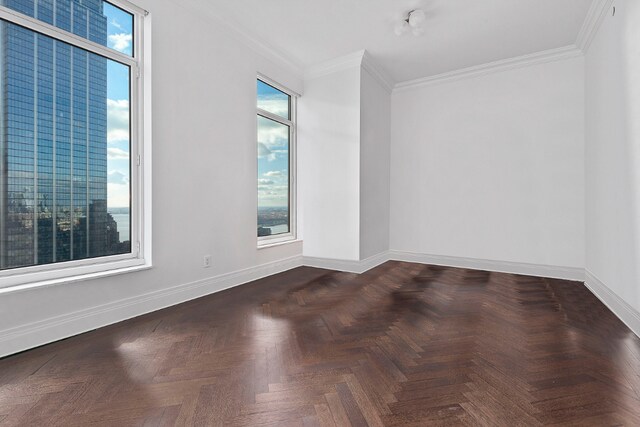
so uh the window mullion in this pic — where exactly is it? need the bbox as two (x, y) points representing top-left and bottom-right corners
(0, 6), (137, 66)
(257, 110), (292, 127)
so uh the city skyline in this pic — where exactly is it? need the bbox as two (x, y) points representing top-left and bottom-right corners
(104, 0), (132, 209)
(257, 80), (290, 209)
(0, 0), (132, 269)
(257, 80), (291, 236)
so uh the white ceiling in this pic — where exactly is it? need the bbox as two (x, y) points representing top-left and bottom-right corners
(209, 0), (594, 83)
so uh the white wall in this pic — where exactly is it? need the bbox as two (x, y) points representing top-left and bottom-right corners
(360, 69), (391, 260)
(299, 66), (361, 261)
(7, 0), (640, 357)
(390, 57), (585, 270)
(585, 0), (640, 316)
(0, 0), (303, 357)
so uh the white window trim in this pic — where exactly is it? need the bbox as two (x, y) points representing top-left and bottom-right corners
(257, 75), (297, 248)
(0, 0), (152, 290)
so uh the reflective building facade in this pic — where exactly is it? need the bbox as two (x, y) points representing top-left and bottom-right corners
(0, 0), (126, 270)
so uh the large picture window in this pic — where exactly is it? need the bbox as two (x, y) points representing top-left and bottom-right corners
(257, 78), (296, 245)
(0, 0), (149, 288)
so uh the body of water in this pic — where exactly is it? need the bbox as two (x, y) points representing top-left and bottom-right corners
(110, 213), (130, 242)
(268, 224), (289, 235)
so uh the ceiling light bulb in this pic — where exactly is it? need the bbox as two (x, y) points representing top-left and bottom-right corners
(394, 20), (409, 36)
(408, 9), (426, 28)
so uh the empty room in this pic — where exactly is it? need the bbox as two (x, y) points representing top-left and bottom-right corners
(1, 0), (639, 425)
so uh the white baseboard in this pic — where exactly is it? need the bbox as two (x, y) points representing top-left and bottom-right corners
(387, 250), (585, 281)
(302, 250), (584, 281)
(7, 251), (638, 359)
(303, 251), (389, 274)
(584, 270), (640, 339)
(0, 255), (303, 359)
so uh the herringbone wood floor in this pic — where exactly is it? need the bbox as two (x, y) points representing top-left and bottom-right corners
(1, 262), (640, 426)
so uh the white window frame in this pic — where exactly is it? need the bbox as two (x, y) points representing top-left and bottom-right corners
(257, 75), (297, 247)
(0, 0), (152, 291)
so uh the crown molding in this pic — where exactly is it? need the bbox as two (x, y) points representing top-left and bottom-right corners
(394, 45), (583, 92)
(361, 51), (395, 93)
(304, 50), (396, 93)
(224, 20), (305, 79)
(178, 0), (304, 78)
(304, 50), (366, 81)
(576, 0), (613, 53)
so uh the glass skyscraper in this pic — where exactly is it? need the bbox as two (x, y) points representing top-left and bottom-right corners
(0, 0), (126, 270)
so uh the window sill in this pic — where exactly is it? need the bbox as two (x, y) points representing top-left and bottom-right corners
(257, 239), (302, 250)
(0, 262), (152, 296)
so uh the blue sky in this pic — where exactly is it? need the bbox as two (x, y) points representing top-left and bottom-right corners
(104, 2), (133, 208)
(257, 81), (290, 208)
(102, 16), (293, 210)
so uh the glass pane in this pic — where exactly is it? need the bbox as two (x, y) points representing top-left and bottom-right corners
(0, 19), (132, 271)
(0, 0), (134, 56)
(106, 60), (131, 253)
(257, 115), (290, 237)
(104, 1), (133, 56)
(257, 79), (290, 120)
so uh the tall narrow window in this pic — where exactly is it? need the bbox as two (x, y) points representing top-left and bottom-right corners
(257, 78), (296, 245)
(0, 0), (149, 288)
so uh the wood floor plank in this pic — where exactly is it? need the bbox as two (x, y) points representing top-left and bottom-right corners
(1, 262), (639, 425)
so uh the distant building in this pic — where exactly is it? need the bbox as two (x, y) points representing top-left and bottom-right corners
(258, 227), (272, 237)
(0, 0), (125, 269)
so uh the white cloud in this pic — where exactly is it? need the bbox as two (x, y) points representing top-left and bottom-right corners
(108, 33), (132, 53)
(107, 99), (130, 144)
(257, 142), (276, 161)
(264, 170), (284, 177)
(258, 179), (274, 185)
(108, 170), (129, 185)
(108, 147), (129, 159)
(107, 170), (130, 208)
(108, 183), (130, 208)
(258, 183), (289, 206)
(258, 117), (288, 150)
(259, 185), (288, 193)
(257, 98), (289, 118)
(110, 18), (124, 31)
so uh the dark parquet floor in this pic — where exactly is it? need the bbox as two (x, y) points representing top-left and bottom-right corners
(1, 261), (640, 426)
